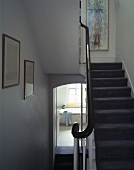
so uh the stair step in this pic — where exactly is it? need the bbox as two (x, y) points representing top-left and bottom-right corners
(92, 87), (131, 98)
(91, 70), (125, 78)
(95, 123), (134, 128)
(91, 62), (122, 70)
(55, 154), (73, 163)
(55, 161), (73, 166)
(54, 147), (74, 170)
(95, 123), (134, 140)
(54, 154), (73, 170)
(98, 160), (134, 170)
(94, 109), (134, 123)
(96, 140), (134, 147)
(93, 97), (134, 109)
(91, 62), (134, 170)
(54, 165), (73, 170)
(96, 140), (134, 160)
(92, 77), (128, 87)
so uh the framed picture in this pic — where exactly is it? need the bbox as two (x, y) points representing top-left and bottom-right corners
(2, 34), (20, 88)
(24, 60), (34, 99)
(87, 0), (109, 50)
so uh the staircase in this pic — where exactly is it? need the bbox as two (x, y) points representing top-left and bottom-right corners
(54, 147), (74, 170)
(91, 62), (134, 170)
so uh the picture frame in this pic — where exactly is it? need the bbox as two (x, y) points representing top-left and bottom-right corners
(2, 34), (20, 88)
(87, 0), (109, 51)
(24, 60), (34, 99)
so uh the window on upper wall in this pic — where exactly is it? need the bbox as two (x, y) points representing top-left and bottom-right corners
(67, 83), (86, 107)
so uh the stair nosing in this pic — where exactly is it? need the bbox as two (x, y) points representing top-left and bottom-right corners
(94, 108), (134, 114)
(91, 69), (124, 72)
(92, 77), (127, 80)
(95, 123), (134, 128)
(93, 97), (134, 100)
(91, 63), (134, 169)
(93, 86), (131, 90)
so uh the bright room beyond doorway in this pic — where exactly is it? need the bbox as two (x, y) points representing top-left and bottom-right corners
(56, 83), (87, 146)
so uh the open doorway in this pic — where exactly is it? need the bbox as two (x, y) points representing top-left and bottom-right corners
(56, 83), (87, 146)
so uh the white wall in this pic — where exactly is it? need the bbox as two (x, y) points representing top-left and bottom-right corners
(81, 0), (116, 63)
(22, 0), (80, 74)
(1, 0), (49, 169)
(57, 85), (69, 107)
(116, 0), (134, 93)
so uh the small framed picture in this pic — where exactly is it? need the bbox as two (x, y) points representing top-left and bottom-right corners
(2, 34), (20, 88)
(24, 60), (34, 99)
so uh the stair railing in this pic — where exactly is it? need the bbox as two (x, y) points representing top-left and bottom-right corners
(72, 22), (94, 138)
(72, 21), (94, 170)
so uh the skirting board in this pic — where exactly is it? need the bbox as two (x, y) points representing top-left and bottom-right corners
(91, 57), (115, 63)
(79, 57), (115, 64)
(115, 56), (134, 97)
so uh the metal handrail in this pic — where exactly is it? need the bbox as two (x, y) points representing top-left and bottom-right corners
(72, 22), (94, 138)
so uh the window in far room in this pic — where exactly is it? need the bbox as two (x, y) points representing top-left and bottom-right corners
(68, 83), (86, 107)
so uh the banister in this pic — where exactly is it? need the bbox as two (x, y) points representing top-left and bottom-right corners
(72, 22), (94, 138)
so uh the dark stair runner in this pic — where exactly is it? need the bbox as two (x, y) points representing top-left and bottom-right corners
(54, 146), (83, 170)
(91, 62), (134, 170)
(54, 146), (74, 170)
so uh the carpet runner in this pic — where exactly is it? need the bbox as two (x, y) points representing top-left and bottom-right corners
(91, 62), (134, 170)
(54, 146), (83, 170)
(54, 147), (74, 170)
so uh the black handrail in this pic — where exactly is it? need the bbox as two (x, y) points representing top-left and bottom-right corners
(72, 22), (94, 138)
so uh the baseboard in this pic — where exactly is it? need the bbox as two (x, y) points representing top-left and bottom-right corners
(91, 56), (115, 63)
(115, 56), (134, 97)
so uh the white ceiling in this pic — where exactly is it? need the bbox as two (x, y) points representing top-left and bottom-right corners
(22, 0), (79, 74)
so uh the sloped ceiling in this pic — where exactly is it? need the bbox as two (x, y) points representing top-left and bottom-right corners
(22, 0), (79, 74)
